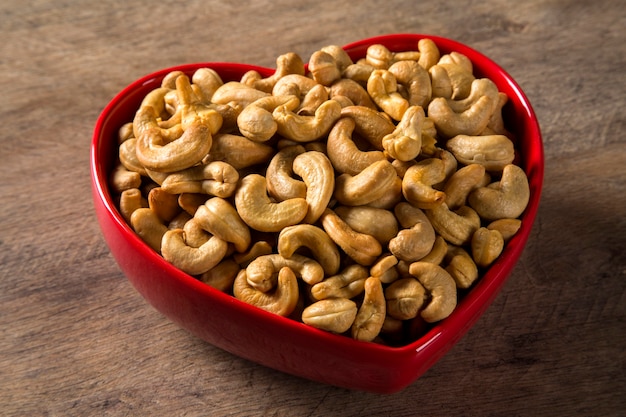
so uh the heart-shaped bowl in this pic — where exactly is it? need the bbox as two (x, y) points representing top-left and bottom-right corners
(91, 33), (543, 393)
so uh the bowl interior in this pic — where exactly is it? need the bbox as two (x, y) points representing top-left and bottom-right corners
(91, 34), (543, 393)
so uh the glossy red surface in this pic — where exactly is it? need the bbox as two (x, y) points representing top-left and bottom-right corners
(91, 34), (544, 393)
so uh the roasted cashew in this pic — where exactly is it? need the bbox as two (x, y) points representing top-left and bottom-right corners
(429, 52), (475, 99)
(297, 84), (329, 116)
(388, 60), (432, 108)
(241, 52), (305, 93)
(342, 62), (375, 85)
(471, 227), (505, 268)
(426, 203), (481, 246)
(442, 163), (488, 210)
(272, 74), (319, 98)
(132, 87), (182, 142)
(232, 241), (273, 267)
(416, 38), (440, 70)
(278, 224), (341, 275)
(147, 187), (180, 223)
(234, 174), (308, 233)
(334, 206), (399, 245)
(351, 277), (386, 342)
(181, 217), (211, 248)
(302, 298), (358, 334)
(367, 69), (409, 121)
(194, 197), (252, 253)
(401, 158), (447, 209)
(329, 78), (377, 109)
(292, 150), (335, 224)
(130, 208), (168, 253)
(199, 258), (240, 292)
(118, 138), (147, 176)
(408, 262), (457, 323)
(211, 81), (270, 108)
(206, 133), (274, 170)
(119, 188), (145, 223)
(446, 134), (515, 172)
(237, 95), (300, 142)
(486, 92), (511, 136)
(265, 145), (307, 200)
(444, 245), (479, 289)
(487, 218), (522, 242)
(334, 159), (398, 207)
(308, 50), (342, 86)
(339, 105), (395, 150)
(161, 161), (239, 197)
(326, 117), (386, 175)
(365, 44), (394, 69)
(110, 163), (141, 193)
(233, 267), (299, 317)
(273, 98), (342, 142)
(419, 235), (448, 265)
(385, 277), (426, 320)
(468, 164), (530, 221)
(370, 254), (399, 284)
(161, 229), (228, 276)
(175, 75), (224, 134)
(191, 67), (223, 102)
(177, 193), (207, 216)
(388, 202), (436, 263)
(310, 264), (369, 301)
(382, 105), (425, 162)
(428, 94), (496, 139)
(320, 208), (382, 266)
(246, 253), (325, 291)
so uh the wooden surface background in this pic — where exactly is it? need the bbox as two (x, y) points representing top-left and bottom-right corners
(1, 0), (624, 415)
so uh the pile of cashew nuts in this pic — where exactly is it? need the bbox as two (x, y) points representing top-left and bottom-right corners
(110, 38), (530, 345)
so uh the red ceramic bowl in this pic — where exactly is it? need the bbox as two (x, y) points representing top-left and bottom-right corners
(91, 34), (543, 393)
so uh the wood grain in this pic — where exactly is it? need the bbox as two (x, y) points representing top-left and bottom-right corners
(1, 0), (624, 415)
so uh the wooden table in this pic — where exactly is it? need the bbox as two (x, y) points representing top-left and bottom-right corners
(2, 0), (624, 415)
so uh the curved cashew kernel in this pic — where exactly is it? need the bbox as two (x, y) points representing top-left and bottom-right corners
(177, 193), (207, 216)
(206, 133), (274, 170)
(272, 74), (319, 98)
(230, 242), (272, 269)
(298, 84), (329, 116)
(182, 218), (211, 248)
(342, 62), (376, 85)
(326, 117), (386, 175)
(388, 203), (436, 262)
(292, 151), (335, 224)
(367, 69), (410, 121)
(168, 211), (192, 230)
(161, 70), (185, 89)
(309, 50), (342, 86)
(468, 164), (530, 221)
(135, 121), (212, 173)
(320, 208), (383, 266)
(365, 44), (394, 69)
(246, 253), (325, 291)
(237, 95), (300, 142)
(301, 298), (358, 334)
(175, 75), (224, 135)
(199, 258), (240, 292)
(445, 78), (499, 115)
(148, 187), (180, 223)
(370, 254), (399, 284)
(486, 92), (511, 136)
(446, 134), (515, 172)
(310, 264), (369, 301)
(278, 224), (341, 275)
(428, 94), (496, 139)
(119, 138), (147, 176)
(132, 88), (182, 141)
(339, 105), (395, 150)
(471, 227), (505, 268)
(363, 175), (403, 210)
(120, 188), (145, 223)
(487, 218), (522, 242)
(434, 55), (475, 99)
(408, 262), (457, 323)
(334, 206), (399, 245)
(161, 229), (228, 275)
(234, 174), (308, 233)
(443, 163), (487, 210)
(401, 158), (447, 209)
(385, 277), (426, 320)
(211, 81), (270, 107)
(191, 67), (224, 102)
(334, 159), (398, 206)
(417, 38), (440, 70)
(161, 161), (239, 197)
(329, 78), (377, 109)
(273, 99), (342, 142)
(426, 203), (481, 246)
(265, 145), (307, 201)
(445, 245), (479, 289)
(388, 60), (432, 108)
(351, 277), (386, 342)
(118, 122), (134, 143)
(110, 163), (141, 193)
(382, 105), (425, 162)
(241, 52), (305, 93)
(194, 197), (252, 253)
(419, 235), (448, 265)
(130, 208), (168, 253)
(321, 44), (354, 71)
(233, 267), (299, 317)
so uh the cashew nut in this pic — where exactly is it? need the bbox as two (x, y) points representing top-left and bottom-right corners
(320, 208), (382, 266)
(241, 52), (305, 93)
(446, 134), (515, 172)
(160, 161), (239, 197)
(471, 227), (505, 268)
(365, 44), (394, 69)
(292, 150), (335, 224)
(385, 277), (426, 320)
(211, 81), (270, 107)
(408, 262), (457, 323)
(367, 69), (409, 121)
(308, 50), (342, 86)
(147, 186), (180, 223)
(199, 258), (240, 292)
(351, 276), (386, 342)
(191, 67), (224, 102)
(339, 105), (395, 150)
(487, 218), (522, 242)
(273, 98), (342, 142)
(161, 229), (228, 276)
(370, 254), (399, 284)
(388, 60), (432, 108)
(388, 202), (436, 262)
(234, 174), (308, 233)
(301, 298), (358, 334)
(334, 206), (399, 245)
(401, 158), (447, 210)
(237, 95), (300, 142)
(418, 235), (448, 265)
(130, 208), (168, 253)
(233, 267), (299, 317)
(326, 117), (386, 175)
(427, 94), (496, 139)
(426, 203), (481, 246)
(329, 78), (377, 109)
(206, 132), (274, 170)
(278, 224), (341, 275)
(246, 253), (325, 291)
(381, 105), (425, 162)
(110, 163), (141, 193)
(444, 245), (479, 289)
(310, 264), (369, 301)
(194, 197), (252, 253)
(334, 159), (398, 206)
(118, 138), (147, 176)
(265, 145), (307, 201)
(442, 163), (488, 210)
(119, 188), (145, 223)
(468, 164), (530, 221)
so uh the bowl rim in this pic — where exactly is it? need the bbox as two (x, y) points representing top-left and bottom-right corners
(91, 33), (544, 361)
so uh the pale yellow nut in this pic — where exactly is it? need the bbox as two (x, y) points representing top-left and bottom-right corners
(329, 78), (377, 110)
(292, 150), (335, 224)
(147, 187), (180, 223)
(265, 145), (308, 201)
(278, 224), (341, 276)
(339, 105), (395, 150)
(233, 267), (299, 317)
(382, 105), (425, 162)
(471, 227), (505, 268)
(367, 69), (409, 121)
(160, 161), (239, 198)
(161, 229), (228, 276)
(388, 60), (432, 108)
(320, 208), (382, 266)
(130, 208), (168, 254)
(444, 245), (479, 289)
(308, 50), (342, 86)
(191, 67), (224, 102)
(326, 117), (385, 175)
(210, 81), (270, 108)
(468, 164), (530, 221)
(198, 259), (240, 293)
(310, 264), (369, 301)
(334, 159), (398, 207)
(334, 206), (399, 245)
(302, 298), (358, 334)
(388, 202), (436, 263)
(246, 253), (325, 292)
(446, 134), (515, 172)
(237, 95), (299, 142)
(409, 262), (457, 323)
(351, 277), (386, 342)
(119, 188), (145, 224)
(401, 158), (447, 210)
(110, 163), (141, 193)
(487, 218), (522, 242)
(194, 197), (252, 253)
(241, 52), (305, 93)
(426, 203), (481, 246)
(206, 133), (274, 170)
(385, 277), (426, 320)
(273, 98), (342, 142)
(427, 95), (495, 139)
(442, 163), (488, 210)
